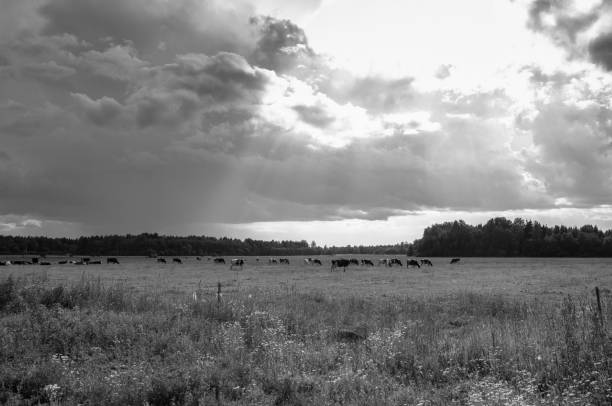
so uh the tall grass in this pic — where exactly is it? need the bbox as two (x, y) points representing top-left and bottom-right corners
(0, 274), (610, 405)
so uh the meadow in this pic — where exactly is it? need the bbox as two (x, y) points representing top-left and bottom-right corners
(0, 257), (611, 405)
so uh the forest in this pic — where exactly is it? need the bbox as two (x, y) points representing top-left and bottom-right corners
(0, 233), (409, 256)
(411, 217), (612, 257)
(1, 217), (611, 257)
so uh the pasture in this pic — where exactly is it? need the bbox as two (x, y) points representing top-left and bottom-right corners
(1, 256), (610, 300)
(1, 257), (611, 405)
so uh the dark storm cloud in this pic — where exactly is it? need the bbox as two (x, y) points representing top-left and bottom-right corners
(250, 16), (315, 73)
(527, 0), (612, 70)
(589, 32), (612, 71)
(38, 0), (256, 59)
(526, 100), (612, 205)
(0, 0), (572, 235)
(124, 52), (273, 128)
(528, 0), (599, 44)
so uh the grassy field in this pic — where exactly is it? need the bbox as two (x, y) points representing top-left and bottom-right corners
(0, 257), (611, 405)
(1, 256), (611, 299)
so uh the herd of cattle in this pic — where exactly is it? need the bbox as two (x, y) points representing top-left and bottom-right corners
(0, 255), (461, 270)
(0, 257), (121, 266)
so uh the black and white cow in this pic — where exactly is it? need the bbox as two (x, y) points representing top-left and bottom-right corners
(331, 258), (350, 272)
(230, 258), (245, 269)
(406, 259), (421, 268)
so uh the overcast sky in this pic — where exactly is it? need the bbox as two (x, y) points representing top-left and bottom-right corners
(1, 0), (612, 245)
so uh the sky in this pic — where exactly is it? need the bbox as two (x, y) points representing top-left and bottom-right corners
(1, 0), (612, 245)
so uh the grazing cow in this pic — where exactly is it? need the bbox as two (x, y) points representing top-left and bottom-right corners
(313, 259), (322, 266)
(268, 258), (278, 264)
(58, 260), (67, 265)
(420, 259), (433, 266)
(279, 258), (290, 264)
(173, 258), (182, 264)
(89, 260), (102, 265)
(406, 259), (421, 268)
(107, 257), (120, 264)
(361, 259), (374, 266)
(31, 258), (39, 264)
(196, 257), (202, 261)
(214, 258), (225, 264)
(304, 258), (312, 265)
(378, 258), (389, 267)
(157, 258), (167, 263)
(389, 258), (403, 267)
(0, 261), (7, 266)
(40, 262), (51, 266)
(450, 258), (461, 264)
(81, 257), (91, 264)
(331, 258), (350, 272)
(349, 258), (360, 266)
(230, 258), (244, 269)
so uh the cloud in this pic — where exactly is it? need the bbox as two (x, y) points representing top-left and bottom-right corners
(0, 0), (609, 238)
(71, 93), (123, 125)
(250, 16), (315, 73)
(22, 60), (76, 80)
(38, 0), (257, 59)
(588, 32), (612, 71)
(526, 0), (612, 70)
(526, 99), (612, 206)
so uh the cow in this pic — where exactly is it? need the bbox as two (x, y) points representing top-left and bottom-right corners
(58, 260), (67, 265)
(349, 258), (360, 266)
(420, 259), (433, 266)
(31, 257), (39, 264)
(214, 258), (225, 264)
(268, 258), (278, 264)
(230, 258), (244, 269)
(304, 258), (312, 265)
(157, 258), (167, 263)
(450, 258), (461, 264)
(40, 261), (51, 266)
(196, 257), (202, 261)
(406, 259), (421, 268)
(313, 259), (322, 266)
(331, 258), (350, 272)
(378, 258), (389, 267)
(361, 259), (374, 266)
(107, 257), (120, 264)
(173, 258), (182, 264)
(81, 257), (91, 264)
(279, 258), (290, 264)
(389, 258), (403, 267)
(0, 261), (8, 266)
(89, 260), (102, 265)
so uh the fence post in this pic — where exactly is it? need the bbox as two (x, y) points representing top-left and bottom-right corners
(217, 282), (221, 304)
(595, 286), (604, 330)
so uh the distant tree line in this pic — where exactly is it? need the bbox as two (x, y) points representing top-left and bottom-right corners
(3, 217), (610, 257)
(0, 233), (409, 256)
(411, 217), (612, 257)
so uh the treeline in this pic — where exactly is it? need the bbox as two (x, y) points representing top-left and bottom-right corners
(411, 217), (612, 257)
(0, 233), (409, 256)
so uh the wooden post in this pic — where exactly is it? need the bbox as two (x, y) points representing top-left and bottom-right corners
(217, 282), (221, 304)
(595, 286), (604, 329)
